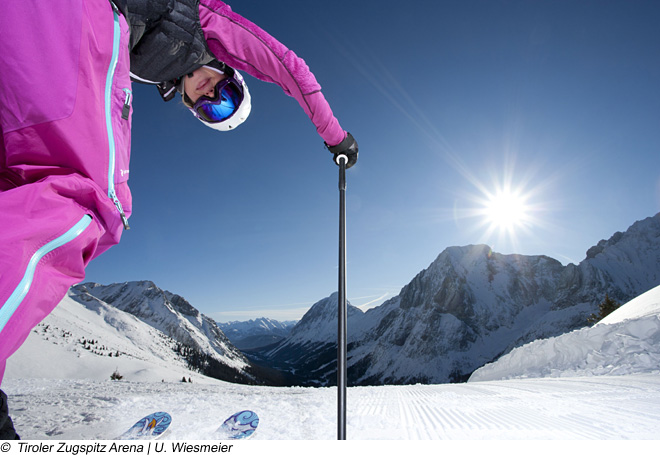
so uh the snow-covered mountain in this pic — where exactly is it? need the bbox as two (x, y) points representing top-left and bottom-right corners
(6, 282), (296, 386)
(217, 318), (296, 350)
(255, 294), (365, 385)
(4, 215), (660, 440)
(23, 280), (287, 385)
(5, 290), (227, 383)
(256, 213), (660, 386)
(7, 214), (659, 388)
(5, 284), (660, 439)
(70, 281), (255, 383)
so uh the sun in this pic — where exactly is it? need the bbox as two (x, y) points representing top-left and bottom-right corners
(456, 174), (544, 253)
(449, 153), (557, 254)
(484, 188), (530, 232)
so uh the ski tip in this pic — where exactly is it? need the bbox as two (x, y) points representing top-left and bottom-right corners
(218, 410), (259, 440)
(118, 411), (172, 440)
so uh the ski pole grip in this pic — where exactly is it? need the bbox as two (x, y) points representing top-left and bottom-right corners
(326, 132), (358, 168)
(335, 154), (349, 166)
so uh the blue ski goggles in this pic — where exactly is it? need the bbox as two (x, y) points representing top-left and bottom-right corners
(191, 77), (244, 123)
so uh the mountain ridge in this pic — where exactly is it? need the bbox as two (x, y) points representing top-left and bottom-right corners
(70, 281), (269, 384)
(8, 213), (658, 387)
(254, 213), (660, 385)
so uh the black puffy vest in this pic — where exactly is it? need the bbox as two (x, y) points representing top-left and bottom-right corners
(123, 0), (215, 84)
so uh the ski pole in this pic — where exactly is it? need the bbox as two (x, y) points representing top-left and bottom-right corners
(337, 154), (348, 440)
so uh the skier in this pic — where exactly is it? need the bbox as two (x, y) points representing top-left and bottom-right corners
(0, 0), (358, 439)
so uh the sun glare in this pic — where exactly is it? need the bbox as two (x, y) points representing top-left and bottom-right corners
(455, 170), (548, 253)
(446, 148), (559, 255)
(484, 188), (529, 231)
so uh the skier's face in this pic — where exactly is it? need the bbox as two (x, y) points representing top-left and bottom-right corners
(183, 67), (226, 104)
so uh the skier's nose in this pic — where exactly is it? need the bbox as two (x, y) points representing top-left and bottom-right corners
(204, 84), (218, 99)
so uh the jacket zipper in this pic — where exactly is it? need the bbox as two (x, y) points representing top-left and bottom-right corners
(0, 215), (93, 335)
(122, 88), (132, 120)
(105, 6), (130, 230)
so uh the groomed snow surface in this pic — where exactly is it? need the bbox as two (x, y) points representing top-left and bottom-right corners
(4, 286), (660, 441)
(4, 374), (660, 440)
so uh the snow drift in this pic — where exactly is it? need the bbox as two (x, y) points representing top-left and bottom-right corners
(469, 285), (660, 381)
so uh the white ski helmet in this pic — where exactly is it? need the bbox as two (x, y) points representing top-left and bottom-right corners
(180, 63), (251, 132)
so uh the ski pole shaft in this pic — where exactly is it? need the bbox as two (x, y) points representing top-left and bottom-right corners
(337, 155), (348, 440)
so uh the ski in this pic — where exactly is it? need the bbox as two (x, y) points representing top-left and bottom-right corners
(117, 410), (258, 440)
(117, 411), (172, 440)
(216, 410), (259, 440)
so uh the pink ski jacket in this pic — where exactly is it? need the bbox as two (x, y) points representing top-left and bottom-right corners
(0, 0), (133, 382)
(0, 0), (346, 383)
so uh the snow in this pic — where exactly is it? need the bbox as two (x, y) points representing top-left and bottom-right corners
(1, 374), (659, 441)
(3, 286), (660, 440)
(4, 293), (216, 384)
(469, 284), (660, 382)
(73, 282), (249, 374)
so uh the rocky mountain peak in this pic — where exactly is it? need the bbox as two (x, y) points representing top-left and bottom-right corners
(254, 213), (660, 386)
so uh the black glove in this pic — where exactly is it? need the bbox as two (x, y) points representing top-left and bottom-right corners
(326, 132), (358, 168)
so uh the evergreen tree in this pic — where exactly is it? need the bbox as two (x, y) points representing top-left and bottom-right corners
(587, 294), (621, 324)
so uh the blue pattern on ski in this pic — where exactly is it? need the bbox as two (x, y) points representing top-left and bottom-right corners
(118, 412), (172, 440)
(217, 410), (259, 439)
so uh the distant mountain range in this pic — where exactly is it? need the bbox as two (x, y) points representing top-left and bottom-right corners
(217, 318), (296, 350)
(253, 213), (660, 385)
(10, 213), (659, 387)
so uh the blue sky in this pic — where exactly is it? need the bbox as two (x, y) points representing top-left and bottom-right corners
(84, 0), (660, 322)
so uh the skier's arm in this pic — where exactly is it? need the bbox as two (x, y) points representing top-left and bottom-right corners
(197, 0), (347, 147)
